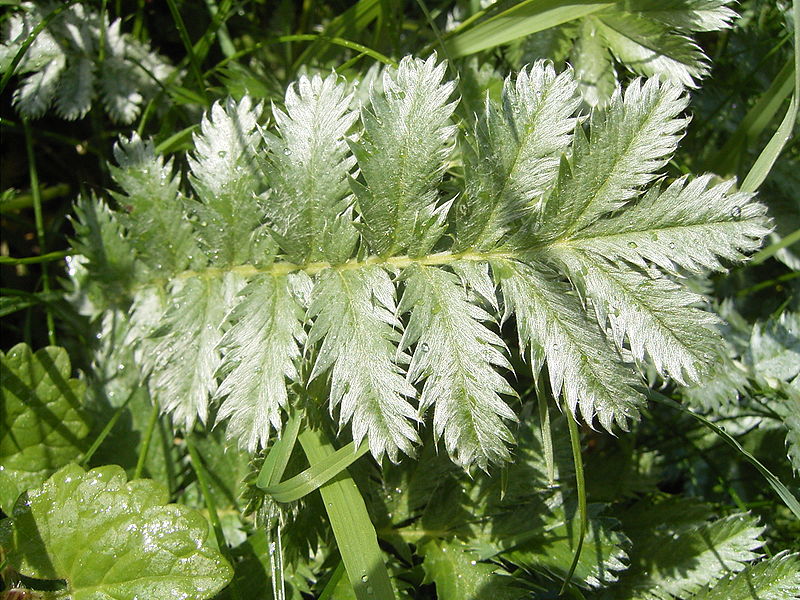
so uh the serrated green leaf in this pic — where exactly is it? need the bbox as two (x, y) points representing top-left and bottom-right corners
(496, 259), (643, 431)
(0, 344), (92, 514)
(110, 133), (199, 276)
(620, 0), (737, 32)
(689, 551), (800, 600)
(596, 11), (709, 86)
(559, 175), (771, 274)
(68, 60), (772, 471)
(0, 464), (232, 600)
(420, 539), (528, 600)
(540, 76), (689, 238)
(745, 312), (800, 384)
(351, 54), (456, 257)
(471, 418), (629, 589)
(399, 264), (516, 469)
(264, 72), (359, 264)
(455, 61), (580, 251)
(487, 502), (629, 589)
(187, 96), (265, 267)
(215, 274), (305, 452)
(553, 249), (722, 383)
(70, 195), (136, 309)
(612, 499), (765, 600)
(571, 18), (617, 107)
(308, 266), (419, 462)
(2, 3), (173, 122)
(149, 273), (244, 430)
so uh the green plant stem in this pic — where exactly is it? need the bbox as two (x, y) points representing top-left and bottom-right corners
(203, 0), (236, 58)
(133, 395), (160, 480)
(207, 33), (396, 79)
(80, 389), (137, 466)
(132, 0), (147, 40)
(23, 119), (56, 346)
(736, 271), (800, 296)
(298, 427), (395, 600)
(185, 435), (243, 600)
(0, 250), (72, 266)
(749, 228), (800, 266)
(0, 184), (71, 214)
(185, 436), (225, 543)
(648, 390), (800, 521)
(560, 405), (587, 595)
(165, 0), (208, 100)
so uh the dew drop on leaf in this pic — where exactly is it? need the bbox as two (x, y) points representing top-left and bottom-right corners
(420, 342), (429, 352)
(731, 205), (742, 219)
(628, 241), (638, 249)
(217, 150), (227, 158)
(361, 574), (369, 583)
(283, 147), (291, 155)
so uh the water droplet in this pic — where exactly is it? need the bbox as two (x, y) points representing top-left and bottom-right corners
(628, 241), (638, 249)
(361, 575), (369, 583)
(731, 206), (742, 219)
(668, 242), (676, 250)
(283, 147), (291, 155)
(420, 342), (430, 352)
(470, 560), (477, 565)
(217, 150), (227, 158)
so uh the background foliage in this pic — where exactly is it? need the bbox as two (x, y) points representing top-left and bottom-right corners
(0, 1), (798, 599)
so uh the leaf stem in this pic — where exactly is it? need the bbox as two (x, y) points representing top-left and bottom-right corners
(165, 0), (208, 101)
(80, 388), (137, 466)
(560, 405), (587, 595)
(133, 394), (159, 479)
(185, 435), (243, 600)
(23, 120), (56, 345)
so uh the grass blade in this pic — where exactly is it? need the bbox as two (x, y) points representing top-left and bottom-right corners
(133, 395), (160, 479)
(257, 410), (303, 489)
(740, 0), (799, 193)
(299, 427), (395, 600)
(23, 120), (56, 345)
(706, 59), (794, 176)
(749, 228), (800, 266)
(165, 0), (208, 100)
(648, 390), (800, 521)
(261, 441), (369, 502)
(186, 434), (242, 600)
(442, 0), (613, 58)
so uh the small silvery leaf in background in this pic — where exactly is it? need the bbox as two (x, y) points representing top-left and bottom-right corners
(1, 2), (174, 123)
